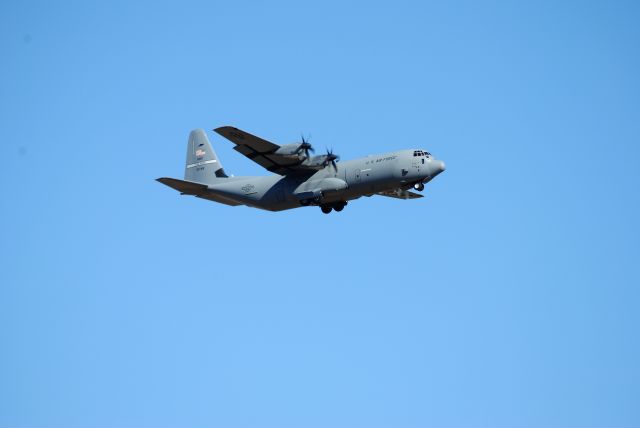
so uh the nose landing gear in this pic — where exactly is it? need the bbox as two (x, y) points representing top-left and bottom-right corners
(413, 182), (425, 191)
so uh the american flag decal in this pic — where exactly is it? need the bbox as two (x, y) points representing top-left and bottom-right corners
(195, 149), (206, 160)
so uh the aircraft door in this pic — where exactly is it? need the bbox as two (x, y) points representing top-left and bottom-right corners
(411, 156), (421, 174)
(354, 169), (361, 183)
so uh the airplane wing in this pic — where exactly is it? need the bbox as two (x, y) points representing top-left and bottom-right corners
(214, 126), (314, 175)
(376, 188), (424, 200)
(156, 177), (242, 206)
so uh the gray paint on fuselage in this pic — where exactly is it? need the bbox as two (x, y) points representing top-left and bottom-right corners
(204, 149), (443, 211)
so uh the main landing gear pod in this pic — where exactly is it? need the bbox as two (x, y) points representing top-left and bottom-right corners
(320, 201), (347, 214)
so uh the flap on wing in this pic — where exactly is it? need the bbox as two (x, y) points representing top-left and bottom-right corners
(376, 188), (423, 200)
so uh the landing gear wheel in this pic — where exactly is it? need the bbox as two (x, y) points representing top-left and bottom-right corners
(334, 202), (346, 212)
(321, 205), (333, 214)
(414, 182), (425, 191)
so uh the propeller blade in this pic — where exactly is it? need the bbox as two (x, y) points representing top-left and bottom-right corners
(298, 134), (314, 159)
(323, 148), (339, 171)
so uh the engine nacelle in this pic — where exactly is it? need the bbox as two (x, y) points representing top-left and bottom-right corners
(275, 143), (306, 157)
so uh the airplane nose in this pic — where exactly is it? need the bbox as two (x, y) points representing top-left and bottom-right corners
(430, 159), (445, 177)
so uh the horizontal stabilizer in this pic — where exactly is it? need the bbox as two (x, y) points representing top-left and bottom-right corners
(156, 177), (208, 195)
(156, 177), (242, 206)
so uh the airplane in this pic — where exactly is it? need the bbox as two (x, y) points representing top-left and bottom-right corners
(157, 127), (446, 214)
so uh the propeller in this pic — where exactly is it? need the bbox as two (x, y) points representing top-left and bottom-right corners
(295, 134), (315, 159)
(323, 148), (340, 171)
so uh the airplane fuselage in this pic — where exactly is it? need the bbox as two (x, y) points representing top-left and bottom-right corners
(203, 149), (445, 211)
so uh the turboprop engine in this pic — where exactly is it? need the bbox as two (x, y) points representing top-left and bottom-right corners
(274, 136), (314, 160)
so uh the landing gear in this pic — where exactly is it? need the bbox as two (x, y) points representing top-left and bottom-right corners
(320, 201), (347, 214)
(334, 201), (347, 212)
(414, 182), (425, 191)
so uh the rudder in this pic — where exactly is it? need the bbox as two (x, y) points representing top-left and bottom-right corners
(184, 129), (228, 183)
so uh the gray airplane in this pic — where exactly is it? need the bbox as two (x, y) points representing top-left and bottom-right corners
(157, 127), (446, 214)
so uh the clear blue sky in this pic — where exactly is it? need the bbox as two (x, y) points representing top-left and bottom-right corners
(1, 1), (639, 427)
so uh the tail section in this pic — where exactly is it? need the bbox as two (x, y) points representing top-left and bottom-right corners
(184, 129), (228, 183)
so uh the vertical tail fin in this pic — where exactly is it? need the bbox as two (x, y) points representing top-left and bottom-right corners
(184, 129), (228, 183)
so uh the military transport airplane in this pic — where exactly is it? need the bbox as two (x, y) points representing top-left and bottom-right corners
(157, 127), (446, 214)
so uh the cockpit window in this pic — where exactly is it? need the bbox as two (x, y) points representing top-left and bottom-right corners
(414, 150), (433, 157)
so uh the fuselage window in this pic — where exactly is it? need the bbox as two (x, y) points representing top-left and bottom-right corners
(422, 158), (425, 164)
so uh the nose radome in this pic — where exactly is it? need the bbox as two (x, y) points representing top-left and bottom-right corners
(430, 159), (445, 177)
